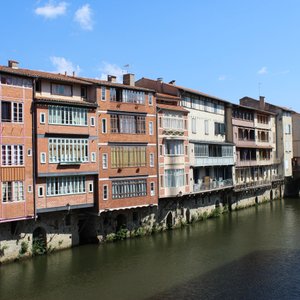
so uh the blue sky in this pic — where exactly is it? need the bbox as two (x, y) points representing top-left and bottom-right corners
(1, 0), (300, 111)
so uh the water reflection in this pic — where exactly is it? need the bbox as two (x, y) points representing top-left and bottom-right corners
(1, 199), (300, 300)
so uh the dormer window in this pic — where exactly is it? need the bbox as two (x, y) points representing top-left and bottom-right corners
(51, 83), (72, 96)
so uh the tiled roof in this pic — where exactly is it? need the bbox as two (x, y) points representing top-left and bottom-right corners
(77, 77), (155, 92)
(157, 103), (188, 113)
(156, 92), (181, 101)
(0, 65), (92, 85)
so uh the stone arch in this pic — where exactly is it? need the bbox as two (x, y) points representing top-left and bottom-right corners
(215, 200), (220, 208)
(166, 211), (173, 229)
(116, 214), (127, 232)
(32, 227), (47, 255)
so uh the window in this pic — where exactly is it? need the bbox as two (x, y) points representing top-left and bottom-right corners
(49, 106), (87, 126)
(222, 146), (233, 157)
(204, 120), (209, 135)
(81, 86), (87, 98)
(163, 113), (184, 130)
(122, 90), (145, 104)
(102, 119), (107, 133)
(286, 124), (291, 134)
(40, 113), (45, 124)
(165, 140), (184, 156)
(150, 153), (154, 167)
(191, 117), (196, 133)
(165, 169), (184, 188)
(0, 75), (31, 88)
(88, 182), (93, 193)
(102, 153), (108, 169)
(38, 186), (44, 198)
(48, 138), (88, 163)
(111, 146), (146, 168)
(1, 101), (23, 123)
(28, 185), (32, 193)
(103, 185), (108, 200)
(2, 181), (24, 202)
(40, 152), (46, 164)
(194, 144), (208, 157)
(110, 88), (116, 101)
(27, 149), (32, 156)
(160, 145), (163, 156)
(51, 83), (72, 96)
(90, 116), (95, 126)
(149, 121), (153, 135)
(2, 145), (24, 166)
(101, 86), (106, 101)
(91, 152), (96, 162)
(110, 114), (146, 134)
(46, 176), (86, 196)
(150, 182), (155, 196)
(214, 122), (225, 135)
(112, 179), (147, 199)
(35, 80), (41, 92)
(148, 93), (153, 105)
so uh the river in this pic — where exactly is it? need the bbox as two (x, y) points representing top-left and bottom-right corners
(1, 198), (300, 300)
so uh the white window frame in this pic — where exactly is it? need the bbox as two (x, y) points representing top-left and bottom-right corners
(90, 116), (95, 127)
(40, 152), (46, 164)
(27, 149), (32, 156)
(150, 153), (154, 167)
(204, 120), (209, 135)
(38, 186), (44, 198)
(46, 176), (86, 196)
(150, 182), (155, 196)
(91, 152), (96, 162)
(191, 117), (196, 134)
(1, 145), (24, 166)
(101, 86), (106, 101)
(102, 153), (108, 169)
(40, 113), (46, 124)
(103, 185), (108, 200)
(148, 93), (153, 106)
(102, 119), (107, 133)
(149, 121), (153, 135)
(88, 182), (93, 193)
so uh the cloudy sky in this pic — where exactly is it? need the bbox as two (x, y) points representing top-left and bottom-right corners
(1, 0), (300, 111)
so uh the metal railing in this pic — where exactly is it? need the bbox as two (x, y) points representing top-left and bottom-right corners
(193, 179), (233, 192)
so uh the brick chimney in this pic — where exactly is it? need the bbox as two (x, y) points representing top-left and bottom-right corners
(107, 75), (117, 83)
(123, 73), (135, 86)
(259, 96), (265, 110)
(8, 60), (19, 69)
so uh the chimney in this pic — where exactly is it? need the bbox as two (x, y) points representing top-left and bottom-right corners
(107, 75), (117, 83)
(64, 71), (67, 76)
(72, 71), (76, 77)
(8, 60), (19, 69)
(169, 80), (176, 85)
(157, 77), (163, 83)
(123, 73), (135, 86)
(259, 96), (265, 110)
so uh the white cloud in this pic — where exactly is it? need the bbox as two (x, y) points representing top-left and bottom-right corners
(50, 56), (81, 75)
(74, 4), (93, 30)
(99, 62), (125, 82)
(35, 2), (67, 19)
(258, 66), (268, 75)
(218, 75), (227, 81)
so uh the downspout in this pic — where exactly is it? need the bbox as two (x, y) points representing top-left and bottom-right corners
(32, 78), (37, 220)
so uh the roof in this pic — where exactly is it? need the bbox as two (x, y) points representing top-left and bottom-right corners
(156, 92), (181, 101)
(77, 77), (155, 92)
(35, 97), (98, 108)
(0, 65), (92, 85)
(232, 103), (276, 115)
(157, 103), (189, 113)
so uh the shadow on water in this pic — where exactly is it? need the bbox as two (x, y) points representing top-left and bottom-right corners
(148, 249), (300, 300)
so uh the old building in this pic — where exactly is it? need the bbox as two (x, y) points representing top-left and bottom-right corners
(0, 61), (34, 223)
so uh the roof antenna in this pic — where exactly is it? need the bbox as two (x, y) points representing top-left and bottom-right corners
(123, 64), (130, 74)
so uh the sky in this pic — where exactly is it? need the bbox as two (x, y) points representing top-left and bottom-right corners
(1, 0), (300, 111)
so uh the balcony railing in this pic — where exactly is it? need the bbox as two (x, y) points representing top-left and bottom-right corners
(194, 156), (234, 167)
(193, 179), (233, 192)
(234, 176), (284, 191)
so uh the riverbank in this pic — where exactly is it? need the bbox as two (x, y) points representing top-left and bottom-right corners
(0, 184), (283, 264)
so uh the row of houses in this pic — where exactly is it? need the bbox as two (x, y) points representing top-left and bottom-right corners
(0, 60), (295, 260)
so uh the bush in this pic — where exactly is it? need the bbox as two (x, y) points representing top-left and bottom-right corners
(19, 241), (28, 255)
(32, 239), (47, 256)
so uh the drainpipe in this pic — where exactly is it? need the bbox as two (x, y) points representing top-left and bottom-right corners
(32, 78), (37, 221)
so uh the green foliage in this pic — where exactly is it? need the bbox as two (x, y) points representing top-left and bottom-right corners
(19, 241), (28, 255)
(115, 227), (129, 240)
(0, 245), (8, 257)
(211, 207), (222, 218)
(32, 239), (47, 256)
(105, 233), (116, 242)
